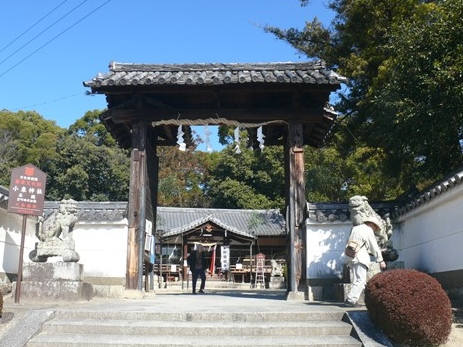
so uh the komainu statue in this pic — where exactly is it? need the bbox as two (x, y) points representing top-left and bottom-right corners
(348, 195), (398, 262)
(270, 259), (283, 277)
(30, 199), (80, 262)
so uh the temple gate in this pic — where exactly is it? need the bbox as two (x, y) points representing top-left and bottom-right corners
(84, 61), (345, 299)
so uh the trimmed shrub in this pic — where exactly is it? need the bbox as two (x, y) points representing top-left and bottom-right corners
(364, 269), (452, 346)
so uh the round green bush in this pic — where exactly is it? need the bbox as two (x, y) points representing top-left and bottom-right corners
(364, 269), (452, 346)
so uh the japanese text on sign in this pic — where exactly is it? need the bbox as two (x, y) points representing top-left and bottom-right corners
(8, 164), (47, 216)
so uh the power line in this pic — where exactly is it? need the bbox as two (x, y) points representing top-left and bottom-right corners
(0, 0), (70, 55)
(9, 93), (81, 111)
(0, 0), (90, 67)
(0, 0), (113, 79)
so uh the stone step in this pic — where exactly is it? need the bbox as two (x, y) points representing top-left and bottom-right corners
(26, 310), (361, 347)
(50, 310), (346, 322)
(27, 333), (362, 347)
(39, 318), (353, 336)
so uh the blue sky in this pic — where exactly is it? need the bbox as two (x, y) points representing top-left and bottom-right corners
(1, 0), (334, 149)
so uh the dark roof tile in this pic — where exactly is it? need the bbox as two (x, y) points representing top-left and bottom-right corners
(84, 61), (347, 89)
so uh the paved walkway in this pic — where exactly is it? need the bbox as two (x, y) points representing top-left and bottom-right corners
(4, 289), (351, 314)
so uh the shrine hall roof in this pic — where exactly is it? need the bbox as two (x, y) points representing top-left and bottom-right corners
(157, 207), (286, 239)
(84, 61), (347, 88)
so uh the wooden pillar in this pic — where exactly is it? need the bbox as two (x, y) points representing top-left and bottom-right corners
(183, 239), (189, 289)
(146, 137), (159, 292)
(127, 121), (148, 291)
(285, 121), (307, 300)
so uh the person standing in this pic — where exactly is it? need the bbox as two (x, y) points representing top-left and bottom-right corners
(188, 244), (207, 294)
(344, 216), (387, 307)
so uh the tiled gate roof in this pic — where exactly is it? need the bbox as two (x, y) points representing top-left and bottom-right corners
(84, 61), (347, 88)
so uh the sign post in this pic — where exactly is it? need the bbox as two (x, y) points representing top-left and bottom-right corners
(7, 164), (47, 303)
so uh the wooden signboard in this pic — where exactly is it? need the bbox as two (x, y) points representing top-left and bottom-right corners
(7, 164), (47, 216)
(7, 164), (47, 303)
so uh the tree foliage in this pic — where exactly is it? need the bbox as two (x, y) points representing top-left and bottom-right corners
(0, 110), (62, 187)
(157, 145), (210, 207)
(206, 136), (285, 209)
(368, 0), (463, 184)
(44, 110), (130, 201)
(265, 0), (463, 196)
(0, 110), (130, 201)
(6, 1), (463, 205)
(44, 133), (130, 201)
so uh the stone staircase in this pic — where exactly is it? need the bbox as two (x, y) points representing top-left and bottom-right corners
(26, 309), (362, 347)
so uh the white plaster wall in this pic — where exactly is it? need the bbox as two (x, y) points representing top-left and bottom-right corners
(306, 222), (352, 279)
(72, 219), (128, 278)
(0, 208), (37, 274)
(396, 184), (463, 273)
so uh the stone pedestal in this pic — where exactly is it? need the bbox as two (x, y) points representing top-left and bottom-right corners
(16, 262), (93, 301)
(268, 276), (285, 289)
(286, 290), (305, 301)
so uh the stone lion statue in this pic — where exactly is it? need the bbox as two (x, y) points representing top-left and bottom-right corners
(30, 199), (80, 262)
(348, 195), (398, 261)
(37, 199), (78, 241)
(270, 259), (283, 277)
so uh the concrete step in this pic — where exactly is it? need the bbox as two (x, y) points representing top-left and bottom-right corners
(27, 333), (362, 347)
(26, 310), (362, 347)
(38, 318), (353, 336)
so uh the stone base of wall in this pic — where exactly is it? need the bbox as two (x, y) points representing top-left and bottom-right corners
(431, 269), (463, 291)
(307, 277), (341, 301)
(332, 283), (354, 302)
(307, 286), (324, 301)
(92, 284), (126, 298)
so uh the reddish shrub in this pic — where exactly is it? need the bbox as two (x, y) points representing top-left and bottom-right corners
(364, 269), (452, 346)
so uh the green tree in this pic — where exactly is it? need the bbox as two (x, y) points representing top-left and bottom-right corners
(42, 111), (130, 201)
(0, 110), (62, 187)
(45, 133), (130, 201)
(68, 109), (117, 147)
(157, 146), (210, 207)
(264, 0), (462, 196)
(206, 137), (285, 209)
(0, 128), (19, 185)
(367, 0), (463, 185)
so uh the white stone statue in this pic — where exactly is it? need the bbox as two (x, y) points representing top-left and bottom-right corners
(270, 259), (283, 277)
(348, 195), (398, 261)
(30, 199), (80, 262)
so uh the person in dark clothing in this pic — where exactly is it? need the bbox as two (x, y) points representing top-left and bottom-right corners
(187, 244), (207, 294)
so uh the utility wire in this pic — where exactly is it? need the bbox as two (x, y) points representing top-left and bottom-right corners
(0, 0), (70, 55)
(9, 93), (80, 111)
(0, 0), (112, 79)
(0, 0), (90, 67)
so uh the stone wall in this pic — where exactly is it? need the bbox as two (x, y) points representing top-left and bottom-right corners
(394, 172), (463, 290)
(1, 169), (463, 300)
